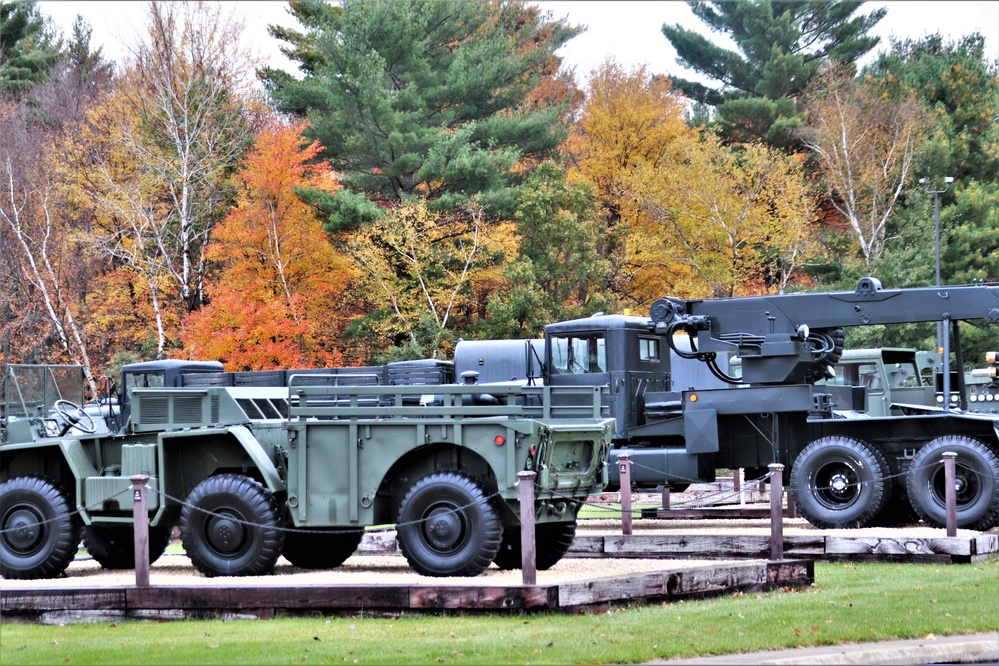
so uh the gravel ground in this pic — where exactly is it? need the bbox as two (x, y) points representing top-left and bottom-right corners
(0, 550), (728, 589)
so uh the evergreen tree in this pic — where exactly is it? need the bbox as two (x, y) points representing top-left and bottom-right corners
(483, 161), (613, 338)
(661, 0), (885, 147)
(867, 33), (999, 359)
(0, 0), (58, 96)
(261, 0), (581, 232)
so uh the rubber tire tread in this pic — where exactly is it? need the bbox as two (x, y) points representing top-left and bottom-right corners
(905, 436), (999, 531)
(84, 524), (173, 569)
(790, 436), (889, 529)
(396, 472), (501, 577)
(180, 474), (284, 577)
(282, 527), (363, 569)
(0, 476), (81, 580)
(493, 520), (577, 571)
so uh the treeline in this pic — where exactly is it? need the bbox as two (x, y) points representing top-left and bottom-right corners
(1, 0), (997, 384)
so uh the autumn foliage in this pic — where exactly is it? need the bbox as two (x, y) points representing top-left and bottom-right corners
(180, 122), (355, 370)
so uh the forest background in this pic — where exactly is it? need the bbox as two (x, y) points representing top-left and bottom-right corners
(2, 0), (997, 394)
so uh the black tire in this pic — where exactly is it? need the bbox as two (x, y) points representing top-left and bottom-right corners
(906, 436), (999, 531)
(282, 527), (363, 569)
(0, 476), (81, 579)
(493, 520), (577, 571)
(180, 474), (284, 577)
(83, 524), (172, 569)
(396, 472), (501, 577)
(790, 436), (889, 529)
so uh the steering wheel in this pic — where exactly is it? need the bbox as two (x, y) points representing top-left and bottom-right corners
(54, 399), (98, 434)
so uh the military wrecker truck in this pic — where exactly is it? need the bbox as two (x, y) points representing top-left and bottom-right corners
(0, 361), (614, 580)
(453, 278), (999, 531)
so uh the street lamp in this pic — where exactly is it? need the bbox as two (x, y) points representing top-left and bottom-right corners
(919, 175), (954, 410)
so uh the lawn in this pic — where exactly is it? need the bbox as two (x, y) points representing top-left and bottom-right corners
(1, 557), (996, 664)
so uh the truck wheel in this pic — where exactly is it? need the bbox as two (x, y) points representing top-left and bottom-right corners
(180, 474), (285, 577)
(83, 524), (172, 569)
(396, 472), (501, 577)
(0, 476), (81, 579)
(905, 436), (999, 531)
(282, 527), (363, 569)
(789, 437), (889, 529)
(493, 521), (577, 571)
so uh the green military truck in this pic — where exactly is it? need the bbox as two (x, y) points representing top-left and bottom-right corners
(0, 363), (614, 580)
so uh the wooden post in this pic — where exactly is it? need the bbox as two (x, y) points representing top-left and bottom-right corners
(942, 451), (958, 537)
(768, 464), (784, 561)
(786, 488), (798, 518)
(516, 471), (537, 586)
(734, 468), (744, 505)
(130, 474), (150, 587)
(618, 453), (632, 536)
(661, 483), (670, 510)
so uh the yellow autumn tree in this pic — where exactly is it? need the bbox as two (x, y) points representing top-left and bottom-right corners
(343, 199), (516, 361)
(179, 120), (354, 370)
(626, 132), (818, 301)
(564, 61), (695, 297)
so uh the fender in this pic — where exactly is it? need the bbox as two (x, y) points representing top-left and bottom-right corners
(158, 425), (284, 494)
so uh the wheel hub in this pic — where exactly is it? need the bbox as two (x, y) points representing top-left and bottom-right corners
(829, 473), (851, 495)
(424, 506), (463, 551)
(206, 512), (245, 553)
(4, 509), (41, 551)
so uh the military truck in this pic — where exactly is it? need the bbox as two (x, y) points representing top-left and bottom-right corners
(452, 278), (999, 531)
(0, 363), (614, 580)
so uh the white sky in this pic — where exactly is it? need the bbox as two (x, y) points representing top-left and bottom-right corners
(38, 0), (999, 86)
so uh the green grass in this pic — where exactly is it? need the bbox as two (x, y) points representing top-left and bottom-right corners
(1, 558), (996, 665)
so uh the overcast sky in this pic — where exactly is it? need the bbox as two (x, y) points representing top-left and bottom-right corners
(39, 1), (999, 86)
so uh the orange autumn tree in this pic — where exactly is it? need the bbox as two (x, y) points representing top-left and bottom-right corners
(180, 121), (355, 370)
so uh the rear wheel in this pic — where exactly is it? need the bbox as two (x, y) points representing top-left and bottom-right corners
(493, 520), (577, 571)
(906, 436), (999, 531)
(0, 476), (81, 579)
(180, 474), (284, 577)
(282, 527), (363, 569)
(790, 436), (889, 529)
(396, 472), (501, 577)
(84, 524), (172, 569)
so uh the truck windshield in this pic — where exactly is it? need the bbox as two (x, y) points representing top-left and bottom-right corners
(550, 334), (606, 374)
(125, 371), (165, 391)
(2, 365), (86, 421)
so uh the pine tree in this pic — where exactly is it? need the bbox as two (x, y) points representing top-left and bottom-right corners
(0, 0), (59, 96)
(661, 0), (885, 147)
(261, 0), (581, 231)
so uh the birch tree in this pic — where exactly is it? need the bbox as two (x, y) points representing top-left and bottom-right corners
(799, 65), (930, 275)
(86, 1), (259, 361)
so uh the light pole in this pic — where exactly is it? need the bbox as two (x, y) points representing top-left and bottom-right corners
(919, 175), (954, 409)
(919, 176), (954, 293)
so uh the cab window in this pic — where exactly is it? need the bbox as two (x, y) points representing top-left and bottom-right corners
(639, 337), (660, 362)
(550, 334), (606, 374)
(125, 371), (165, 391)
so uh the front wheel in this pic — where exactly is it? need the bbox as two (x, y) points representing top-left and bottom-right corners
(906, 436), (999, 531)
(789, 436), (889, 529)
(180, 474), (284, 577)
(493, 521), (577, 571)
(0, 476), (81, 579)
(396, 472), (501, 577)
